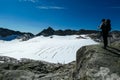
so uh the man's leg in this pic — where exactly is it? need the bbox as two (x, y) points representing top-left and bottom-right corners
(103, 35), (108, 49)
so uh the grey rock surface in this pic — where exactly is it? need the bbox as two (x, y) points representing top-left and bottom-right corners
(0, 56), (75, 80)
(75, 41), (120, 80)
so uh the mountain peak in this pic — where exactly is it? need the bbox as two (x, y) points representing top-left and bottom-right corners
(47, 27), (54, 30)
(36, 27), (55, 36)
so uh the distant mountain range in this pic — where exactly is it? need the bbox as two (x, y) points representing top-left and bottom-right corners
(36, 27), (99, 36)
(0, 27), (120, 41)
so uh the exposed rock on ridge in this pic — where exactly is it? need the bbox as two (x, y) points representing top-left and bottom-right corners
(0, 28), (34, 41)
(36, 27), (99, 36)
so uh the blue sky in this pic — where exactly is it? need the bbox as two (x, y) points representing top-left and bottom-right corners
(0, 0), (120, 34)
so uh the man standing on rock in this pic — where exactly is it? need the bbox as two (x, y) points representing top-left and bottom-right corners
(99, 19), (111, 49)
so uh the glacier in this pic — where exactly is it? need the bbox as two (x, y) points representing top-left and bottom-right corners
(0, 35), (98, 63)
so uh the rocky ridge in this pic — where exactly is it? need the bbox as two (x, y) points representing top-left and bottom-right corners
(0, 28), (34, 41)
(36, 27), (99, 36)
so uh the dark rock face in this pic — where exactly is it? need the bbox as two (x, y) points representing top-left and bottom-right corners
(0, 28), (34, 41)
(0, 28), (21, 37)
(54, 30), (65, 36)
(53, 29), (78, 36)
(36, 27), (55, 36)
(78, 29), (98, 35)
(74, 41), (120, 80)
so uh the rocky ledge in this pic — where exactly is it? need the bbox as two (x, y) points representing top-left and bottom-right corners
(74, 41), (120, 80)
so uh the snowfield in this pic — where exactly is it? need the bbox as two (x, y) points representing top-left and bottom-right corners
(0, 35), (98, 63)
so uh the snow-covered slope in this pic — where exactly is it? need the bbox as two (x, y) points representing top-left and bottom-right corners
(0, 35), (98, 63)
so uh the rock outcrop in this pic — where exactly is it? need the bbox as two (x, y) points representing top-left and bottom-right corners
(87, 31), (120, 42)
(74, 41), (120, 80)
(0, 56), (75, 80)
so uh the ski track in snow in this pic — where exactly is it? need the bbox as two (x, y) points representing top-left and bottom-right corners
(0, 35), (98, 63)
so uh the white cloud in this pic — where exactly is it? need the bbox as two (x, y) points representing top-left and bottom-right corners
(37, 6), (65, 10)
(19, 0), (66, 10)
(19, 0), (38, 3)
